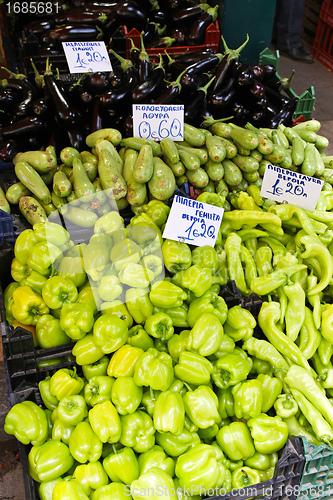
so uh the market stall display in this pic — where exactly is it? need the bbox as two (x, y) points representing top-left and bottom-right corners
(1, 0), (333, 499)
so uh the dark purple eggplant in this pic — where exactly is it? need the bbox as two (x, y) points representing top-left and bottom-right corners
(149, 9), (170, 25)
(83, 72), (111, 95)
(184, 75), (215, 125)
(252, 65), (266, 81)
(108, 65), (124, 89)
(264, 85), (290, 108)
(249, 80), (266, 100)
(0, 116), (45, 141)
(54, 9), (108, 25)
(168, 27), (186, 45)
(212, 35), (249, 94)
(91, 98), (104, 133)
(41, 25), (103, 46)
(114, 0), (147, 31)
(132, 55), (165, 103)
(0, 139), (18, 161)
(0, 88), (17, 111)
(182, 53), (222, 79)
(66, 127), (86, 151)
(33, 94), (53, 117)
(0, 68), (37, 117)
(260, 64), (278, 83)
(251, 108), (267, 127)
(237, 65), (255, 87)
(154, 69), (187, 104)
(232, 102), (250, 126)
(209, 87), (237, 110)
(103, 10), (120, 39)
(84, 1), (117, 11)
(127, 37), (141, 67)
(123, 114), (134, 136)
(172, 4), (208, 26)
(138, 32), (153, 84)
(267, 97), (298, 128)
(100, 52), (139, 108)
(187, 5), (218, 46)
(24, 20), (55, 35)
(172, 49), (216, 65)
(44, 61), (78, 126)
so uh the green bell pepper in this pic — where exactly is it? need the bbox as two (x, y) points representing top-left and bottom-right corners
(126, 287), (154, 324)
(82, 355), (109, 380)
(183, 385), (220, 429)
(224, 305), (256, 342)
(60, 303), (95, 340)
(231, 466), (261, 489)
(134, 347), (174, 392)
(162, 239), (192, 274)
(153, 390), (185, 435)
(51, 479), (89, 500)
(84, 375), (114, 407)
(192, 245), (219, 273)
(91, 482), (130, 500)
(181, 265), (213, 297)
(38, 478), (63, 500)
(154, 304), (189, 328)
(27, 241), (63, 276)
(232, 379), (263, 419)
(257, 373), (283, 413)
(187, 312), (224, 357)
(49, 367), (84, 400)
(93, 314), (128, 353)
(138, 445), (175, 477)
(247, 413), (289, 454)
(155, 429), (200, 457)
(187, 290), (228, 328)
(111, 376), (143, 415)
(10, 285), (49, 326)
(274, 394), (299, 418)
(167, 331), (190, 360)
(83, 240), (110, 281)
(73, 461), (109, 497)
(34, 439), (74, 482)
(51, 418), (75, 445)
(4, 400), (48, 446)
(14, 228), (38, 264)
(33, 221), (70, 247)
(100, 300), (133, 328)
(89, 400), (121, 443)
(110, 237), (143, 271)
(120, 410), (155, 453)
(36, 314), (71, 348)
(131, 468), (177, 500)
(212, 348), (252, 389)
(216, 421), (255, 461)
(175, 443), (226, 492)
(149, 280), (188, 309)
(72, 333), (105, 366)
(56, 256), (87, 288)
(107, 344), (143, 377)
(143, 199), (170, 227)
(118, 262), (155, 288)
(42, 276), (78, 309)
(128, 325), (154, 350)
(76, 285), (101, 316)
(103, 446), (139, 484)
(39, 377), (59, 410)
(218, 387), (235, 420)
(57, 394), (88, 426)
(68, 421), (103, 463)
(245, 451), (278, 471)
(174, 351), (213, 385)
(144, 311), (174, 341)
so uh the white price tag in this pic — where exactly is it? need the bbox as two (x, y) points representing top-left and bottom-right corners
(260, 164), (324, 211)
(162, 195), (224, 247)
(62, 41), (112, 73)
(132, 104), (184, 141)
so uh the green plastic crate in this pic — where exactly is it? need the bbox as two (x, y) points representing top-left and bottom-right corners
(297, 437), (333, 499)
(258, 48), (316, 121)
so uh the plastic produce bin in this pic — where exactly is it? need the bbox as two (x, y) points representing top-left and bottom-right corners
(297, 437), (333, 499)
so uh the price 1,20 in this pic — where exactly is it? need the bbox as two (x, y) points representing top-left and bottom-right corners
(183, 219), (216, 242)
(138, 118), (182, 141)
(75, 51), (107, 69)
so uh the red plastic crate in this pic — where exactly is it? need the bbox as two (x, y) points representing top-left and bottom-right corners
(124, 21), (220, 63)
(320, 0), (333, 26)
(311, 17), (333, 70)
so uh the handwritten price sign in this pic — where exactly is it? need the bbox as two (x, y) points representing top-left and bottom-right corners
(261, 164), (324, 211)
(133, 104), (184, 141)
(162, 195), (224, 247)
(62, 41), (112, 73)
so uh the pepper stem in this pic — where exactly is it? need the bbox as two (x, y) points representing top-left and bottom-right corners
(109, 49), (134, 72)
(183, 382), (193, 392)
(112, 444), (118, 454)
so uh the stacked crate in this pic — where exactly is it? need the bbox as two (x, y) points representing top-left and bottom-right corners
(312, 0), (333, 70)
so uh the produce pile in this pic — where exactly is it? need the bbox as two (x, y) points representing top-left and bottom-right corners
(4, 150), (333, 497)
(1, 118), (332, 228)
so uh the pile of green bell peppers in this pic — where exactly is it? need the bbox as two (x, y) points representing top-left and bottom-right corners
(6, 199), (333, 499)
